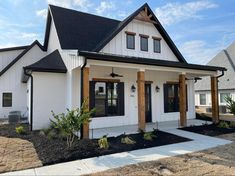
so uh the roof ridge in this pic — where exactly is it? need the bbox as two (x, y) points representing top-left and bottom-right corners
(49, 4), (120, 22)
(223, 49), (235, 72)
(0, 45), (29, 52)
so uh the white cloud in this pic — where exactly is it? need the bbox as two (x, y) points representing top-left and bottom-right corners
(179, 40), (223, 64)
(155, 0), (218, 26)
(96, 1), (115, 15)
(73, 0), (93, 12)
(36, 9), (47, 18)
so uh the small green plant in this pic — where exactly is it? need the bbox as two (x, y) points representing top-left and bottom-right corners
(143, 131), (156, 141)
(98, 135), (109, 149)
(229, 121), (235, 128)
(121, 136), (136, 145)
(217, 121), (230, 129)
(15, 126), (26, 135)
(225, 96), (235, 115)
(50, 99), (96, 148)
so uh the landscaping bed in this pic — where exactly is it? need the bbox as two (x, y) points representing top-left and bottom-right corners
(0, 123), (190, 172)
(180, 123), (235, 136)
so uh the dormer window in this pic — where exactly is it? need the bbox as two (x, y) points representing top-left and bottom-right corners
(140, 34), (149, 52)
(125, 31), (136, 49)
(153, 36), (161, 53)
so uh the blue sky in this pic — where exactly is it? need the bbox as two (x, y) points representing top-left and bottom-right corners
(0, 0), (235, 64)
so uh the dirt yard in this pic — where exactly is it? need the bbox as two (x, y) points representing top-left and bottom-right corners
(88, 133), (235, 176)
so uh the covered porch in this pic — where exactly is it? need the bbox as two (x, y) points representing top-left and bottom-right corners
(78, 51), (226, 139)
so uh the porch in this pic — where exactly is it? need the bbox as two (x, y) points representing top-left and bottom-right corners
(89, 119), (211, 139)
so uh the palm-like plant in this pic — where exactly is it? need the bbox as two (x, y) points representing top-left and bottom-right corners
(225, 96), (235, 115)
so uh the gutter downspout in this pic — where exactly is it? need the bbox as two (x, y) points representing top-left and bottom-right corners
(79, 53), (87, 139)
(215, 70), (225, 122)
(24, 68), (33, 131)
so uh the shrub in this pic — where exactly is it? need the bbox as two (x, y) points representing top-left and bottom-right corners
(50, 99), (96, 148)
(121, 136), (136, 145)
(229, 121), (235, 128)
(143, 131), (156, 141)
(98, 135), (109, 149)
(217, 121), (230, 129)
(15, 126), (26, 135)
(225, 96), (235, 115)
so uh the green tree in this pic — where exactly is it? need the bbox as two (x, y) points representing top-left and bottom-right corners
(225, 96), (235, 115)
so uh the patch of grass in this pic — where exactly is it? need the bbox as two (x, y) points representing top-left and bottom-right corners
(217, 121), (230, 129)
(229, 121), (235, 128)
(143, 131), (156, 141)
(15, 126), (26, 135)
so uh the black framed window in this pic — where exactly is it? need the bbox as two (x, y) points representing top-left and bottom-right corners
(2, 93), (12, 107)
(126, 34), (135, 49)
(153, 38), (161, 53)
(164, 83), (187, 113)
(90, 81), (124, 117)
(199, 94), (206, 105)
(140, 36), (148, 51)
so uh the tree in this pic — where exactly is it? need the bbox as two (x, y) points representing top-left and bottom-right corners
(225, 96), (235, 115)
(51, 99), (95, 148)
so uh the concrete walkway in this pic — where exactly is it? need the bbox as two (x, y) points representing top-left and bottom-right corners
(1, 128), (232, 176)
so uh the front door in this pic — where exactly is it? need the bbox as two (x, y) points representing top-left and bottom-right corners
(145, 84), (152, 123)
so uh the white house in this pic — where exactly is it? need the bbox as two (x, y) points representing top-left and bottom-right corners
(195, 42), (235, 113)
(0, 3), (225, 138)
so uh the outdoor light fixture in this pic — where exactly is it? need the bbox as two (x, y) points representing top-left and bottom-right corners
(131, 84), (136, 92)
(155, 86), (160, 92)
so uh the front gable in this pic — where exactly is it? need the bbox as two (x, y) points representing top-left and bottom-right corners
(98, 4), (186, 63)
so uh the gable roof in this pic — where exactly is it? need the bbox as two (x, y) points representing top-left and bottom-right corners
(44, 5), (120, 51)
(0, 40), (45, 77)
(0, 45), (29, 52)
(195, 42), (235, 91)
(44, 3), (186, 63)
(24, 49), (67, 73)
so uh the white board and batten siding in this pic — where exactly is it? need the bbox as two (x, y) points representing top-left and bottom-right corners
(0, 49), (25, 72)
(0, 45), (46, 119)
(101, 19), (179, 62)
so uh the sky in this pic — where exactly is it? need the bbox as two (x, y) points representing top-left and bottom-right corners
(0, 0), (235, 65)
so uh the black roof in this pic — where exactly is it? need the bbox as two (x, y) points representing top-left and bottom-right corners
(44, 3), (186, 63)
(0, 40), (45, 77)
(24, 50), (67, 73)
(45, 5), (120, 51)
(0, 45), (29, 52)
(78, 51), (226, 72)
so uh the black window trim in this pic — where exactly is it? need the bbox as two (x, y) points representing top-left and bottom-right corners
(164, 83), (188, 113)
(90, 80), (125, 118)
(126, 32), (135, 50)
(2, 92), (12, 108)
(140, 35), (148, 52)
(153, 37), (161, 53)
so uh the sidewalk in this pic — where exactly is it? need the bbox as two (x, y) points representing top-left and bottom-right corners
(1, 129), (232, 176)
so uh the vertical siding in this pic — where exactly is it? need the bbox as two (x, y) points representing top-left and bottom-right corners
(101, 19), (179, 62)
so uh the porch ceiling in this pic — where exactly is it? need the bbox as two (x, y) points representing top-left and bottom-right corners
(79, 51), (226, 77)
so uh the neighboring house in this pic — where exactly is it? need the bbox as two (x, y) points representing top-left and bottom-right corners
(0, 3), (225, 138)
(195, 42), (235, 113)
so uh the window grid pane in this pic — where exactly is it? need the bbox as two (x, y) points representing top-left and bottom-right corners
(220, 93), (230, 103)
(126, 34), (135, 49)
(199, 94), (206, 105)
(2, 93), (12, 107)
(140, 36), (148, 51)
(154, 39), (161, 53)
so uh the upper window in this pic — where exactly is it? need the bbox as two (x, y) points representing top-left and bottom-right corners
(126, 32), (135, 49)
(164, 83), (188, 113)
(220, 93), (230, 104)
(2, 93), (12, 107)
(153, 37), (161, 53)
(140, 35), (149, 51)
(90, 81), (124, 117)
(199, 94), (206, 105)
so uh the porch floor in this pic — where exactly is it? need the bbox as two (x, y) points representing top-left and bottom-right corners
(89, 119), (211, 139)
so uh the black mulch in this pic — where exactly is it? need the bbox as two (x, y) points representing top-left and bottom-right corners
(0, 123), (191, 166)
(180, 123), (235, 137)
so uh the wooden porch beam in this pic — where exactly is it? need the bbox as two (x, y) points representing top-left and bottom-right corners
(137, 71), (145, 131)
(82, 67), (90, 138)
(179, 74), (187, 127)
(211, 76), (219, 123)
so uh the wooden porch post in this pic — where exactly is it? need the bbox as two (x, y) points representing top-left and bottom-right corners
(82, 67), (90, 138)
(211, 76), (219, 124)
(179, 74), (187, 127)
(137, 71), (145, 131)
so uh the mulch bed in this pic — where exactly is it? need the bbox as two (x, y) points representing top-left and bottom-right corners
(180, 123), (235, 136)
(0, 123), (190, 166)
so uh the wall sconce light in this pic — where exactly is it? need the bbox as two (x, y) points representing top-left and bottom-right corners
(155, 86), (160, 92)
(131, 84), (136, 92)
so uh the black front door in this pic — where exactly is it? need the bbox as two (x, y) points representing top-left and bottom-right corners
(145, 84), (152, 123)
